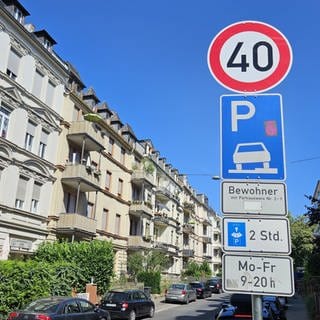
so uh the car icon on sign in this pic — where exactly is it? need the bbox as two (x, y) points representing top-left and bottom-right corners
(232, 142), (271, 170)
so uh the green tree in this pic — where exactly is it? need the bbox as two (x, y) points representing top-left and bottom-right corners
(127, 251), (170, 281)
(34, 240), (114, 295)
(290, 214), (314, 269)
(181, 261), (212, 280)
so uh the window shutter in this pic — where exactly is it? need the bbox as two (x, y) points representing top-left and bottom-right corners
(40, 130), (48, 144)
(8, 49), (20, 75)
(46, 81), (55, 105)
(16, 176), (28, 199)
(32, 182), (41, 200)
(32, 70), (43, 97)
(27, 121), (36, 135)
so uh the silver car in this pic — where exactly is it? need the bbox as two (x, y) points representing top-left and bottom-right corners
(165, 283), (197, 304)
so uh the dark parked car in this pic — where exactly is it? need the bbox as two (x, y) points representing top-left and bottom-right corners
(189, 281), (212, 299)
(100, 289), (155, 320)
(7, 296), (111, 320)
(263, 296), (287, 320)
(215, 293), (273, 320)
(206, 277), (222, 294)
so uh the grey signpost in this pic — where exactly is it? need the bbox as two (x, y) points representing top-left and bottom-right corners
(208, 21), (293, 320)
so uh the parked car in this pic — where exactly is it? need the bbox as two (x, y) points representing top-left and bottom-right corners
(100, 289), (154, 320)
(206, 277), (222, 294)
(189, 281), (212, 299)
(7, 296), (111, 320)
(164, 283), (197, 304)
(263, 296), (287, 320)
(215, 294), (273, 320)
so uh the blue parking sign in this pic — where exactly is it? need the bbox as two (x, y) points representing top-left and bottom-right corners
(220, 94), (286, 180)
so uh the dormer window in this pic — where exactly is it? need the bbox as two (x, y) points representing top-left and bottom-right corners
(43, 39), (52, 51)
(33, 30), (57, 52)
(2, 0), (29, 25)
(13, 7), (23, 23)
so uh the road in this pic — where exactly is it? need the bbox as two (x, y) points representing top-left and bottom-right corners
(153, 293), (230, 320)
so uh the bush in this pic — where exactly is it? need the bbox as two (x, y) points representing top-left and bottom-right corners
(0, 260), (79, 319)
(137, 271), (161, 294)
(34, 240), (114, 294)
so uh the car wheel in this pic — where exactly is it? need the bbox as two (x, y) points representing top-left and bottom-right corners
(128, 310), (136, 320)
(148, 306), (155, 318)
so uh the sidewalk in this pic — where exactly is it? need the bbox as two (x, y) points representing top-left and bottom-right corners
(286, 294), (310, 320)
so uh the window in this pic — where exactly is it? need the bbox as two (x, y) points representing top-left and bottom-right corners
(32, 70), (44, 98)
(115, 214), (121, 235)
(0, 105), (11, 138)
(117, 179), (123, 197)
(31, 181), (41, 213)
(38, 129), (48, 158)
(43, 39), (52, 51)
(15, 176), (28, 209)
(45, 81), (55, 105)
(87, 202), (94, 219)
(108, 137), (114, 155)
(105, 171), (112, 190)
(72, 106), (82, 121)
(6, 48), (20, 80)
(120, 148), (125, 165)
(102, 209), (108, 231)
(13, 7), (23, 23)
(25, 121), (36, 151)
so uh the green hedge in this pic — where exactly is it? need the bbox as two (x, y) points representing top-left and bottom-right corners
(137, 271), (161, 294)
(0, 260), (80, 319)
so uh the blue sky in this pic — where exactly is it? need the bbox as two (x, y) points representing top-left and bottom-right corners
(21, 0), (320, 217)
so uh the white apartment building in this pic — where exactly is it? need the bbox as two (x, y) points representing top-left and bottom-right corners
(0, 0), (222, 277)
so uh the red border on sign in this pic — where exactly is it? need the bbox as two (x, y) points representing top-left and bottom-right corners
(207, 21), (292, 92)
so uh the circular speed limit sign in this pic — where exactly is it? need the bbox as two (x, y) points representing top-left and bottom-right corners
(207, 21), (292, 93)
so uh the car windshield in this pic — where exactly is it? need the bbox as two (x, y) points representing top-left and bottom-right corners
(104, 292), (128, 302)
(25, 299), (60, 313)
(171, 284), (185, 290)
(238, 144), (264, 152)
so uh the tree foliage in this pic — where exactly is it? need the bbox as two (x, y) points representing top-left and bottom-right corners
(181, 261), (212, 280)
(34, 240), (114, 294)
(0, 260), (79, 318)
(127, 251), (170, 281)
(290, 214), (314, 268)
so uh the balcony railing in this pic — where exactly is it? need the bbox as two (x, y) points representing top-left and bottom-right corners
(131, 170), (155, 186)
(153, 213), (170, 226)
(182, 249), (194, 257)
(202, 235), (212, 243)
(128, 235), (152, 249)
(57, 213), (97, 235)
(62, 164), (100, 192)
(68, 121), (104, 151)
(182, 223), (194, 234)
(129, 201), (153, 216)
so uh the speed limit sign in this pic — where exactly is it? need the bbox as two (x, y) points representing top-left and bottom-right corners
(207, 21), (292, 93)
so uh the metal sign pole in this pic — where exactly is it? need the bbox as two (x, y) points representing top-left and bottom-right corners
(252, 295), (263, 320)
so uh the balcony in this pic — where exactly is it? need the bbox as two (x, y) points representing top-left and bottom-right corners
(203, 254), (212, 261)
(202, 218), (212, 226)
(128, 235), (152, 250)
(183, 202), (195, 215)
(129, 201), (153, 217)
(131, 170), (155, 186)
(62, 164), (100, 192)
(57, 213), (97, 236)
(202, 235), (212, 243)
(182, 249), (194, 257)
(153, 241), (169, 252)
(67, 121), (104, 151)
(182, 223), (194, 234)
(153, 213), (170, 227)
(155, 187), (171, 203)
